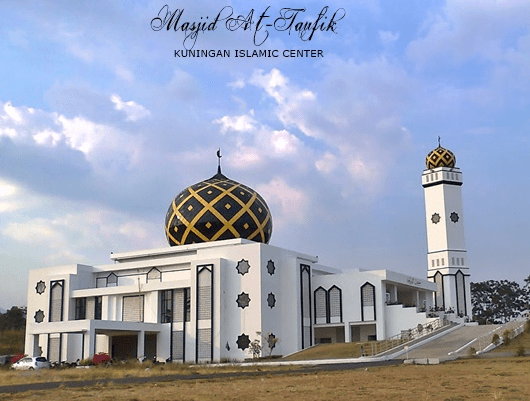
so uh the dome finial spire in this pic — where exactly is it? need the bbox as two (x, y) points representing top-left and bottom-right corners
(216, 148), (222, 174)
(438, 136), (441, 147)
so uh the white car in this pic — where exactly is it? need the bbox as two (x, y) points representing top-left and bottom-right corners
(11, 356), (51, 370)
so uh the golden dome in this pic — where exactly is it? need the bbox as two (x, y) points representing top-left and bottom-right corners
(165, 171), (272, 246)
(426, 144), (456, 169)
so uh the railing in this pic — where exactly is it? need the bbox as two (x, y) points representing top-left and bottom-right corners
(475, 319), (527, 354)
(362, 317), (447, 356)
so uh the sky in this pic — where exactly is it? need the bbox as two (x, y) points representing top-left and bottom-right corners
(1, 0), (529, 309)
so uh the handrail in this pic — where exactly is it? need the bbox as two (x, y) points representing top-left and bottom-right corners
(363, 317), (447, 356)
(475, 319), (527, 354)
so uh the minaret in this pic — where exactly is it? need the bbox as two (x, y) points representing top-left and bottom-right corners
(422, 140), (472, 318)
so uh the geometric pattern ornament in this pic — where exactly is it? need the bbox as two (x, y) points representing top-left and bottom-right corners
(34, 310), (45, 323)
(267, 260), (276, 276)
(237, 333), (250, 350)
(165, 171), (273, 246)
(236, 259), (250, 276)
(267, 292), (276, 308)
(35, 280), (46, 295)
(431, 213), (441, 224)
(450, 212), (459, 223)
(236, 292), (251, 309)
(426, 145), (456, 169)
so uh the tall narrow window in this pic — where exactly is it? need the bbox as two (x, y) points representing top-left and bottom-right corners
(196, 265), (213, 362)
(94, 296), (102, 320)
(361, 282), (376, 321)
(160, 290), (173, 323)
(49, 280), (64, 322)
(314, 287), (327, 324)
(75, 298), (86, 320)
(300, 265), (312, 349)
(456, 270), (466, 316)
(434, 271), (444, 309)
(329, 286), (342, 323)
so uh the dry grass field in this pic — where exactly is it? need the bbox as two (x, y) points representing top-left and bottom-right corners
(1, 325), (528, 400)
(1, 357), (529, 401)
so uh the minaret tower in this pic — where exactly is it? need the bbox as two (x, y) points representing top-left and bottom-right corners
(422, 139), (471, 318)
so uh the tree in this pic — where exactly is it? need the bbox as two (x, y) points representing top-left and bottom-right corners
(0, 306), (27, 331)
(471, 280), (527, 324)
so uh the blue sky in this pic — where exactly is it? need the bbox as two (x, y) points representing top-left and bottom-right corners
(1, 0), (529, 308)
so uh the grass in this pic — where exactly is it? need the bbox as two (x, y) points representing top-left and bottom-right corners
(283, 342), (363, 360)
(0, 360), (298, 387)
(488, 321), (530, 357)
(0, 357), (529, 400)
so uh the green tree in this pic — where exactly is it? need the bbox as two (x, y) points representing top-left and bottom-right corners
(0, 306), (26, 331)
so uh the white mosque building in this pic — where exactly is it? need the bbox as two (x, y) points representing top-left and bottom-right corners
(24, 144), (471, 363)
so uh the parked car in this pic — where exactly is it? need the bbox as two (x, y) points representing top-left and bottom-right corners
(11, 356), (51, 370)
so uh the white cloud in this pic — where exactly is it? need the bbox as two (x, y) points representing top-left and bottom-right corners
(214, 112), (256, 133)
(110, 94), (151, 122)
(256, 178), (309, 228)
(315, 152), (338, 174)
(2, 101), (24, 124)
(33, 129), (62, 147)
(407, 0), (530, 66)
(379, 30), (399, 44)
(268, 129), (300, 156)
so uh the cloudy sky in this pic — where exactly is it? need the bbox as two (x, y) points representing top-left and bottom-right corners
(1, 0), (529, 309)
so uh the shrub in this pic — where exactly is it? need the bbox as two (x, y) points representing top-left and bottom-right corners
(467, 347), (477, 357)
(491, 333), (500, 345)
(502, 329), (513, 346)
(92, 352), (111, 365)
(515, 345), (525, 357)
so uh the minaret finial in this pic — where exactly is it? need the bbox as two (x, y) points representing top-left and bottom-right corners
(217, 148), (222, 174)
(438, 136), (441, 147)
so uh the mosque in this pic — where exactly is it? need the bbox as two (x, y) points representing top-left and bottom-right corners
(24, 143), (471, 363)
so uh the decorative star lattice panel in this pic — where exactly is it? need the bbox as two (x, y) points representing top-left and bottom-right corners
(165, 172), (272, 246)
(267, 260), (276, 276)
(426, 146), (456, 169)
(431, 213), (441, 224)
(35, 280), (46, 295)
(236, 259), (250, 276)
(267, 292), (276, 308)
(450, 212), (459, 223)
(34, 310), (45, 323)
(236, 292), (251, 309)
(237, 333), (250, 350)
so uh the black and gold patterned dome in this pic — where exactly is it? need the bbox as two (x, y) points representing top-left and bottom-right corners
(165, 169), (273, 246)
(426, 143), (456, 169)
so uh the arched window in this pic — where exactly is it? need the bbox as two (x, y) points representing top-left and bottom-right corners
(314, 287), (327, 324)
(196, 265), (213, 362)
(300, 265), (312, 349)
(434, 271), (444, 309)
(360, 282), (376, 321)
(147, 267), (161, 282)
(455, 270), (466, 316)
(329, 285), (342, 323)
(107, 273), (118, 287)
(49, 280), (64, 322)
